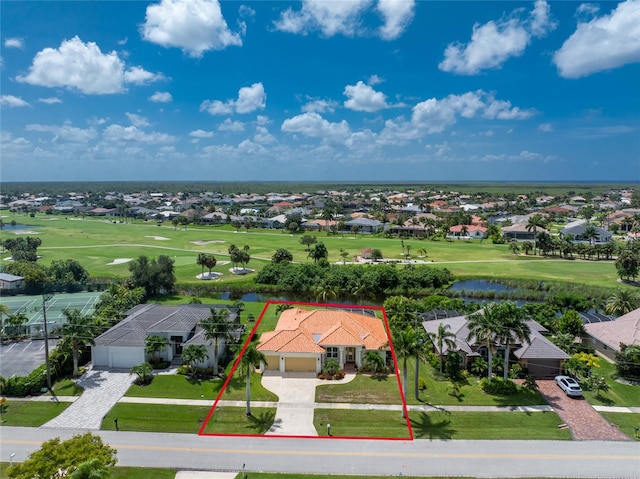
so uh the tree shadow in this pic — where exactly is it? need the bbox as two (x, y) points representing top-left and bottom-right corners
(410, 411), (456, 440)
(246, 409), (276, 433)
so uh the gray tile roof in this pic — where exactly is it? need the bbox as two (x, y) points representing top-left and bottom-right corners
(95, 304), (235, 347)
(514, 331), (569, 360)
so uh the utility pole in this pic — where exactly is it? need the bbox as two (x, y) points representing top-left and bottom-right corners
(42, 291), (55, 392)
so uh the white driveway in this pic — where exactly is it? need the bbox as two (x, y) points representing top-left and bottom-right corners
(260, 371), (356, 436)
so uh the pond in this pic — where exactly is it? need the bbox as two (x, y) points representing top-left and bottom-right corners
(449, 279), (518, 293)
(0, 223), (40, 231)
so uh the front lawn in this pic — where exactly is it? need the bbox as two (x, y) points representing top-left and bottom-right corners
(316, 362), (547, 407)
(49, 378), (84, 396)
(102, 403), (276, 435)
(581, 360), (640, 407)
(313, 409), (570, 440)
(0, 400), (71, 427)
(598, 412), (640, 441)
(125, 372), (278, 402)
(201, 406), (276, 435)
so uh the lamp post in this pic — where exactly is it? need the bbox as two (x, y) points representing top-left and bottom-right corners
(42, 291), (55, 392)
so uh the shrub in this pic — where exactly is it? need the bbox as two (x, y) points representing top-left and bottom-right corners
(130, 363), (154, 386)
(3, 365), (47, 396)
(418, 377), (427, 391)
(480, 377), (518, 395)
(176, 365), (190, 376)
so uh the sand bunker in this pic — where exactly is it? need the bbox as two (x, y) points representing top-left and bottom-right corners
(145, 235), (170, 241)
(107, 258), (133, 265)
(13, 230), (40, 235)
(196, 272), (222, 280)
(191, 240), (225, 245)
(229, 267), (255, 275)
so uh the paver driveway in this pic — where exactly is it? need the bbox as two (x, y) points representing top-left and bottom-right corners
(536, 379), (631, 441)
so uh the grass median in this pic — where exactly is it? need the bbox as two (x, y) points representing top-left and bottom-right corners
(102, 403), (276, 435)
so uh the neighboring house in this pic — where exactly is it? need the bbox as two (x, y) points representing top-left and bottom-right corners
(584, 308), (640, 360)
(257, 308), (389, 373)
(92, 304), (239, 369)
(0, 273), (25, 291)
(561, 224), (612, 243)
(421, 314), (569, 377)
(502, 224), (548, 241)
(345, 217), (384, 234)
(447, 225), (487, 239)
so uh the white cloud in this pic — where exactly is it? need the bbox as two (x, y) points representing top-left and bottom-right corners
(200, 82), (266, 115)
(382, 90), (534, 138)
(368, 74), (383, 85)
(553, 0), (640, 79)
(281, 112), (350, 142)
(149, 91), (173, 103)
(189, 129), (215, 138)
(141, 0), (242, 58)
(103, 124), (177, 144)
(254, 126), (276, 144)
(439, 0), (556, 75)
(274, 0), (411, 39)
(479, 150), (556, 163)
(16, 36), (163, 94)
(256, 115), (270, 126)
(25, 122), (97, 143)
(218, 119), (245, 131)
(1, 95), (30, 108)
(343, 81), (389, 112)
(538, 122), (553, 132)
(38, 97), (63, 104)
(302, 98), (338, 114)
(123, 66), (165, 85)
(4, 37), (25, 49)
(126, 113), (150, 128)
(377, 0), (415, 40)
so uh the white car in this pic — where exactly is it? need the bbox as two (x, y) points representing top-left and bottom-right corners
(555, 375), (583, 397)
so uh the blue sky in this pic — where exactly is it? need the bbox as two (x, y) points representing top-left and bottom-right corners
(1, 0), (639, 182)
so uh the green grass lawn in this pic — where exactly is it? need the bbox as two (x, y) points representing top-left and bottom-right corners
(125, 373), (278, 402)
(101, 403), (275, 434)
(48, 378), (84, 396)
(0, 213), (625, 290)
(0, 463), (175, 479)
(316, 364), (547, 407)
(0, 400), (70, 427)
(581, 360), (640, 407)
(598, 412), (640, 441)
(102, 403), (211, 433)
(313, 409), (570, 440)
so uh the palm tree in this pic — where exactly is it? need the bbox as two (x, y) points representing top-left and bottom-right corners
(145, 335), (169, 365)
(240, 344), (266, 416)
(59, 309), (97, 376)
(583, 225), (600, 245)
(605, 289), (639, 316)
(181, 344), (209, 378)
(0, 303), (9, 345)
(494, 301), (531, 381)
(363, 350), (386, 377)
(196, 253), (207, 275)
(413, 331), (431, 400)
(199, 308), (233, 375)
(467, 307), (500, 380)
(526, 214), (546, 255)
(391, 325), (421, 417)
(314, 281), (337, 303)
(434, 323), (457, 374)
(69, 458), (110, 479)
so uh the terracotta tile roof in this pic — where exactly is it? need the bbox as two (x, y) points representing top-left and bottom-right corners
(258, 308), (388, 353)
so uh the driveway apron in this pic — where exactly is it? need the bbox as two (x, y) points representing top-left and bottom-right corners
(42, 367), (134, 430)
(261, 372), (318, 436)
(536, 380), (631, 441)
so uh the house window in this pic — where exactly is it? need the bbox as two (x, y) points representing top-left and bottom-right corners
(326, 347), (338, 358)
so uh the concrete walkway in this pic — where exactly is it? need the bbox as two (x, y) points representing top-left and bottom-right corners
(41, 367), (134, 430)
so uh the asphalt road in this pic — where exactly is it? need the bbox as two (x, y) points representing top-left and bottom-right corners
(2, 427), (639, 478)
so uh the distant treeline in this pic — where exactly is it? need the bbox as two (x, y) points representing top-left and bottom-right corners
(1, 181), (636, 197)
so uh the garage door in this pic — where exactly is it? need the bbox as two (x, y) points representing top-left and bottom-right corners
(285, 357), (316, 372)
(263, 354), (280, 371)
(527, 359), (560, 378)
(109, 347), (144, 369)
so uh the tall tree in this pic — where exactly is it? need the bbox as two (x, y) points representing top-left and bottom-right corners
(181, 344), (209, 378)
(0, 303), (9, 345)
(526, 214), (546, 255)
(196, 253), (207, 275)
(434, 323), (457, 374)
(240, 344), (266, 416)
(467, 307), (501, 379)
(59, 309), (97, 376)
(199, 308), (233, 375)
(391, 325), (421, 417)
(493, 301), (531, 381)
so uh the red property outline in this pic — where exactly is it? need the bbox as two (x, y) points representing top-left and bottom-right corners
(198, 300), (414, 441)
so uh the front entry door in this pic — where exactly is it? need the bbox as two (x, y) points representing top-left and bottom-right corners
(345, 347), (355, 362)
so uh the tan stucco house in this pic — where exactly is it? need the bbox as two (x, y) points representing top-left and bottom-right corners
(257, 308), (389, 373)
